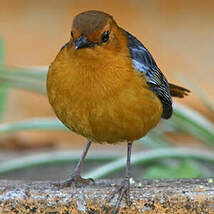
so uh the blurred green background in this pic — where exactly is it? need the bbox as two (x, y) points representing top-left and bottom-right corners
(0, 0), (214, 181)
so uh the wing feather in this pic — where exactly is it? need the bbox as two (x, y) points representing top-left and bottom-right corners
(125, 30), (173, 119)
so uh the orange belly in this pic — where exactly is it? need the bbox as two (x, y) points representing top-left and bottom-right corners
(47, 47), (163, 143)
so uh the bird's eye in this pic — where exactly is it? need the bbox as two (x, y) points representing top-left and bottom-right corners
(101, 31), (110, 43)
(71, 31), (74, 39)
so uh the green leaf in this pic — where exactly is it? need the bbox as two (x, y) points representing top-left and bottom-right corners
(0, 39), (4, 66)
(0, 117), (67, 134)
(173, 160), (201, 178)
(137, 132), (171, 149)
(1, 66), (47, 81)
(143, 160), (201, 179)
(84, 148), (214, 179)
(0, 39), (9, 120)
(173, 102), (214, 147)
(0, 151), (118, 174)
(0, 83), (9, 121)
(0, 70), (46, 94)
(0, 66), (48, 94)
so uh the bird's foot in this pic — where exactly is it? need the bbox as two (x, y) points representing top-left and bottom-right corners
(109, 178), (131, 214)
(53, 174), (94, 188)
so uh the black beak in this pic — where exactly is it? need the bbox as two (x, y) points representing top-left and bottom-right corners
(75, 36), (93, 50)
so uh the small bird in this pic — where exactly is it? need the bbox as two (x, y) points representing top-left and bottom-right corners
(47, 10), (189, 213)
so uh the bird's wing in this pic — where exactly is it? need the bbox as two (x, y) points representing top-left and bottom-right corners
(124, 30), (172, 119)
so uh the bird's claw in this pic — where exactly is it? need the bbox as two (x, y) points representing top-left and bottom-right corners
(53, 174), (94, 189)
(109, 178), (131, 214)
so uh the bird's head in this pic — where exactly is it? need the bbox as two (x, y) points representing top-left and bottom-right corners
(66, 10), (125, 53)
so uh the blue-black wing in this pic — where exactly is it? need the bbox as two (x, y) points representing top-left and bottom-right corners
(124, 30), (172, 119)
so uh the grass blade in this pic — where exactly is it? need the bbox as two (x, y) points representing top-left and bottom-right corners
(143, 160), (201, 179)
(0, 83), (9, 121)
(0, 66), (48, 94)
(84, 148), (214, 179)
(0, 117), (67, 134)
(1, 66), (47, 81)
(0, 39), (4, 66)
(0, 72), (46, 94)
(137, 133), (171, 149)
(173, 102), (214, 147)
(0, 39), (10, 121)
(0, 151), (118, 174)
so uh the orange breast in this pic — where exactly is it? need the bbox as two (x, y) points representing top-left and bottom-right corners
(47, 45), (162, 143)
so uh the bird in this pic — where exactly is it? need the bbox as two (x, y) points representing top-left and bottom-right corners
(46, 10), (190, 213)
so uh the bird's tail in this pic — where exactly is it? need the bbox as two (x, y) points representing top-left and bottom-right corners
(169, 83), (190, 98)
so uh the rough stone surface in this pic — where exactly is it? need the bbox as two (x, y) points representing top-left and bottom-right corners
(0, 178), (214, 213)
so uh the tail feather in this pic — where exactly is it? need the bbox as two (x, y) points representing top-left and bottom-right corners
(169, 83), (190, 98)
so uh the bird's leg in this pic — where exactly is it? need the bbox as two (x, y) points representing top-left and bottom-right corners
(110, 142), (132, 214)
(55, 140), (94, 188)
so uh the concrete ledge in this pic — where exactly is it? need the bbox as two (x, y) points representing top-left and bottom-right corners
(0, 178), (213, 213)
